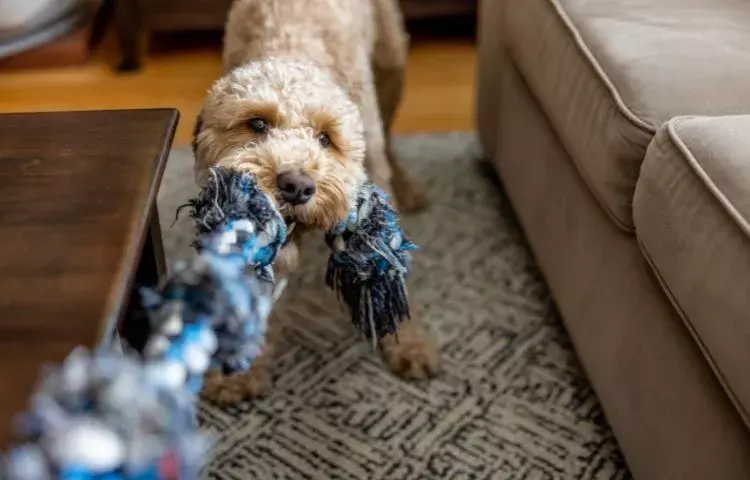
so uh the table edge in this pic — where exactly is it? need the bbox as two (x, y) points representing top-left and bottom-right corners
(96, 108), (180, 345)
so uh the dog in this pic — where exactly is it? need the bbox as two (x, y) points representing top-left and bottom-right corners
(192, 0), (439, 405)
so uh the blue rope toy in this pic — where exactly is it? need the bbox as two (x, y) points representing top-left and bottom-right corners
(187, 167), (417, 344)
(180, 167), (287, 375)
(0, 167), (416, 480)
(326, 183), (417, 342)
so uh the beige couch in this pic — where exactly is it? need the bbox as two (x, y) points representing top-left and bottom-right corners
(476, 0), (750, 478)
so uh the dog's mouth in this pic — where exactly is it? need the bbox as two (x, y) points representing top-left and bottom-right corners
(277, 202), (338, 234)
(277, 201), (301, 221)
(277, 202), (308, 235)
(274, 188), (351, 232)
(284, 218), (297, 238)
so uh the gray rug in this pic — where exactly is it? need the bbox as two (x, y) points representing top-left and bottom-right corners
(158, 133), (632, 479)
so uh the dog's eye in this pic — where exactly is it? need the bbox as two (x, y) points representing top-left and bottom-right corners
(247, 118), (269, 134)
(318, 133), (332, 148)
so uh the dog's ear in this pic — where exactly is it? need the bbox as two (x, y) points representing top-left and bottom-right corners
(192, 112), (204, 156)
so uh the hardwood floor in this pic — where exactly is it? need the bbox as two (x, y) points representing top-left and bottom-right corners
(0, 35), (477, 146)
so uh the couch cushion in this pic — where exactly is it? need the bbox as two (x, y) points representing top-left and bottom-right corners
(505, 0), (750, 231)
(634, 116), (750, 426)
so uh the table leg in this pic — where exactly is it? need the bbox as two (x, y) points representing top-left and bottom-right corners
(119, 207), (166, 352)
(138, 207), (167, 286)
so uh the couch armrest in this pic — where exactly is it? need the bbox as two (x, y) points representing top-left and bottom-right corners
(634, 115), (750, 427)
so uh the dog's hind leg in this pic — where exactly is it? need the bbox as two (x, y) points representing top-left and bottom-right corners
(347, 56), (395, 197)
(371, 0), (428, 213)
(371, 0), (407, 129)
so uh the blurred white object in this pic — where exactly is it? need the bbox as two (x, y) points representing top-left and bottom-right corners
(45, 419), (127, 473)
(0, 0), (56, 30)
(0, 0), (88, 59)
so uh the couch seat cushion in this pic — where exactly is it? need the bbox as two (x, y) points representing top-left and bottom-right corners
(505, 0), (750, 231)
(634, 116), (750, 426)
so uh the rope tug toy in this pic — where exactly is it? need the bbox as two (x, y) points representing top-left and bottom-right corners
(0, 166), (415, 480)
(326, 183), (416, 343)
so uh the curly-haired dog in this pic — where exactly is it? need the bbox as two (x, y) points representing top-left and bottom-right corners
(192, 0), (439, 406)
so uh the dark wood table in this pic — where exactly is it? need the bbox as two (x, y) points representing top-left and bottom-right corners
(0, 109), (178, 449)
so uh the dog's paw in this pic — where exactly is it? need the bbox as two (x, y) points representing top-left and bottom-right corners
(201, 367), (270, 406)
(391, 174), (429, 214)
(380, 322), (440, 380)
(387, 155), (430, 214)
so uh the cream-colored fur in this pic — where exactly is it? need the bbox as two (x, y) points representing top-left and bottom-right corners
(194, 0), (438, 406)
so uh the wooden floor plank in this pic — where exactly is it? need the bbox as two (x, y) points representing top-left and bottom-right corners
(0, 38), (476, 145)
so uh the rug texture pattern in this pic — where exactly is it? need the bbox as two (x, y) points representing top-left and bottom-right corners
(159, 133), (632, 479)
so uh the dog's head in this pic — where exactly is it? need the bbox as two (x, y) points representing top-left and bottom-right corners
(193, 60), (367, 231)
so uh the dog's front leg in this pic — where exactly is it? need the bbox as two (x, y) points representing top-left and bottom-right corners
(348, 74), (439, 378)
(200, 308), (284, 406)
(201, 346), (275, 406)
(200, 240), (298, 406)
(379, 301), (440, 380)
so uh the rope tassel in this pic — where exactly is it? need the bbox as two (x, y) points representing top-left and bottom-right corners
(325, 183), (417, 343)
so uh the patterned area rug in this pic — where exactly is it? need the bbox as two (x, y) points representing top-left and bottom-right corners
(159, 133), (632, 479)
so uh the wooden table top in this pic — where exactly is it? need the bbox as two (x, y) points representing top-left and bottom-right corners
(0, 109), (178, 449)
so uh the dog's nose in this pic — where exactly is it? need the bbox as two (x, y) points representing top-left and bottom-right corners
(277, 171), (316, 205)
